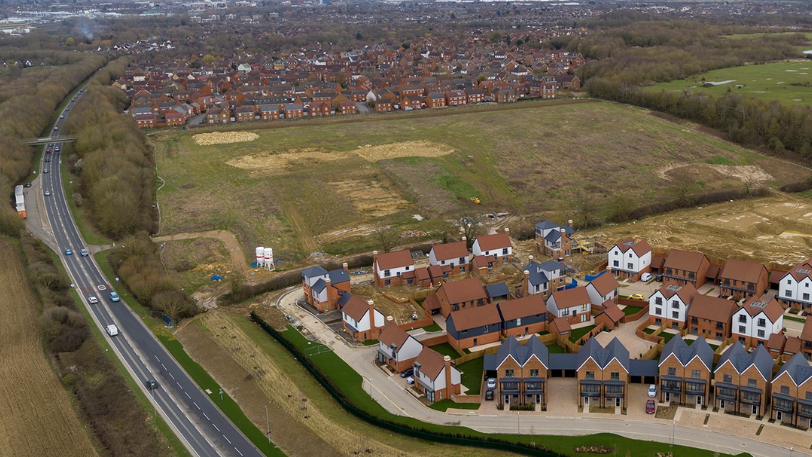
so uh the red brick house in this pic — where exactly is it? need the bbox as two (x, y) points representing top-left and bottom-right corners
(719, 259), (770, 300)
(372, 250), (415, 288)
(770, 352), (812, 427)
(662, 249), (711, 288)
(339, 101), (357, 115)
(686, 294), (735, 341)
(445, 305), (502, 349)
(497, 295), (547, 338)
(577, 338), (630, 409)
(428, 240), (469, 278)
(436, 277), (488, 317)
(135, 113), (157, 128)
(714, 343), (774, 416)
(413, 348), (461, 403)
(377, 323), (423, 373)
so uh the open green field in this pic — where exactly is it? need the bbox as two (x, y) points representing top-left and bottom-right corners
(649, 60), (812, 106)
(155, 101), (805, 266)
(723, 32), (812, 41)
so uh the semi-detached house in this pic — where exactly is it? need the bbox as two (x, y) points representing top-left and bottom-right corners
(648, 283), (698, 330)
(778, 259), (812, 311)
(657, 335), (714, 406)
(719, 259), (770, 300)
(446, 305), (502, 349)
(436, 277), (488, 318)
(662, 249), (711, 288)
(770, 352), (812, 427)
(607, 238), (652, 281)
(714, 343), (774, 416)
(686, 294), (735, 341)
(731, 297), (784, 347)
(496, 295), (547, 338)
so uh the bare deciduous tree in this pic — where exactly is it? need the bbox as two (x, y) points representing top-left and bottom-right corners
(373, 226), (401, 253)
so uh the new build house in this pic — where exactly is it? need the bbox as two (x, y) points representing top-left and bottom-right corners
(731, 297), (784, 347)
(446, 305), (502, 349)
(436, 277), (488, 317)
(413, 348), (461, 403)
(714, 343), (774, 416)
(662, 249), (711, 288)
(471, 229), (512, 264)
(658, 335), (714, 406)
(770, 352), (812, 427)
(585, 272), (620, 309)
(372, 250), (415, 287)
(777, 259), (812, 311)
(377, 323), (423, 373)
(341, 294), (385, 342)
(649, 283), (698, 330)
(719, 259), (770, 300)
(496, 295), (547, 338)
(546, 287), (592, 325)
(576, 338), (630, 409)
(534, 220), (575, 259)
(492, 336), (548, 407)
(686, 294), (735, 341)
(301, 264), (351, 312)
(607, 238), (652, 281)
(522, 257), (565, 298)
(428, 240), (470, 277)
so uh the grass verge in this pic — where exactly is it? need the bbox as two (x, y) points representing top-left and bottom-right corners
(428, 400), (481, 412)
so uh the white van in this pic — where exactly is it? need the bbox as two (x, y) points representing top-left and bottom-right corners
(641, 272), (653, 282)
(106, 325), (119, 337)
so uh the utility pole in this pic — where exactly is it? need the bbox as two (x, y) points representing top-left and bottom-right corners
(265, 405), (270, 443)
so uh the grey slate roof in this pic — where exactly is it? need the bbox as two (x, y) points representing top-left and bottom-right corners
(576, 337), (630, 373)
(549, 353), (578, 370)
(715, 342), (775, 380)
(312, 278), (327, 294)
(629, 360), (659, 377)
(523, 260), (563, 286)
(328, 268), (350, 285)
(302, 266), (328, 279)
(534, 220), (574, 235)
(494, 335), (549, 369)
(485, 282), (510, 299)
(774, 352), (812, 386)
(659, 335), (714, 370)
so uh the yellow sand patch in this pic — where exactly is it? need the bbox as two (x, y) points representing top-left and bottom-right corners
(225, 141), (454, 174)
(193, 132), (259, 146)
(655, 163), (773, 182)
(331, 179), (410, 217)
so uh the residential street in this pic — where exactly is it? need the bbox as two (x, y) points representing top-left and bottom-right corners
(276, 287), (811, 457)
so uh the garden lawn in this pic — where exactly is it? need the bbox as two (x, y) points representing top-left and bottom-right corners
(569, 325), (596, 343)
(622, 306), (643, 316)
(429, 342), (462, 359)
(545, 343), (566, 354)
(457, 357), (485, 395)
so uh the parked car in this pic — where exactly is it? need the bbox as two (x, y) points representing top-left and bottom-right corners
(406, 376), (414, 385)
(641, 272), (653, 282)
(648, 384), (657, 398)
(629, 293), (645, 300)
(485, 390), (494, 401)
(109, 291), (120, 302)
(486, 378), (497, 391)
(106, 324), (119, 336)
(87, 296), (98, 305)
(399, 368), (414, 378)
(646, 399), (655, 414)
(145, 379), (159, 390)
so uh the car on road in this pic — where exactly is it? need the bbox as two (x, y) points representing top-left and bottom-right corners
(106, 324), (119, 336)
(45, 148), (51, 154)
(43, 168), (49, 173)
(648, 384), (657, 398)
(44, 190), (51, 196)
(24, 182), (32, 188)
(44, 156), (50, 162)
(485, 390), (494, 401)
(406, 376), (414, 385)
(64, 248), (72, 255)
(646, 399), (655, 414)
(486, 377), (497, 391)
(80, 248), (88, 257)
(629, 293), (645, 300)
(399, 368), (414, 378)
(145, 379), (159, 390)
(87, 296), (98, 304)
(55, 146), (61, 152)
(109, 291), (120, 302)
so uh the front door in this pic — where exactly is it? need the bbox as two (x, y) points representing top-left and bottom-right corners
(473, 338), (478, 347)
(665, 392), (670, 402)
(752, 404), (758, 415)
(583, 396), (589, 406)
(616, 397), (621, 407)
(581, 314), (588, 323)
(776, 411), (782, 422)
(696, 396), (703, 405)
(719, 400), (725, 409)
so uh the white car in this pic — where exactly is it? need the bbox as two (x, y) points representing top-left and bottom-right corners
(641, 272), (653, 282)
(486, 377), (497, 391)
(406, 376), (414, 385)
(106, 324), (119, 337)
(648, 384), (657, 398)
(88, 296), (98, 304)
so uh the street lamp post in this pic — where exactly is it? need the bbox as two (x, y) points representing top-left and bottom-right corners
(517, 411), (520, 435)
(265, 405), (270, 443)
(672, 420), (676, 447)
(790, 446), (794, 457)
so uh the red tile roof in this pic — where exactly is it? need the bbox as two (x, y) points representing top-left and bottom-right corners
(447, 305), (502, 332)
(497, 295), (545, 321)
(439, 278), (487, 305)
(414, 347), (446, 380)
(720, 259), (768, 284)
(474, 232), (511, 251)
(375, 250), (413, 271)
(687, 295), (735, 323)
(343, 294), (371, 321)
(664, 249), (708, 272)
(431, 240), (468, 261)
(549, 287), (591, 311)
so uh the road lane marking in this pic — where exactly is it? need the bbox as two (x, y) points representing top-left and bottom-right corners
(178, 381), (183, 388)
(235, 448), (243, 456)
(155, 355), (160, 362)
(223, 435), (231, 444)
(185, 392), (191, 399)
(169, 373), (175, 380)
(194, 402), (200, 410)
(205, 413), (211, 421)
(162, 364), (167, 370)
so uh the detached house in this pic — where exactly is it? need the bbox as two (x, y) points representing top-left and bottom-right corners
(471, 229), (512, 264)
(686, 294), (735, 341)
(585, 273), (620, 309)
(413, 348), (461, 403)
(428, 240), (470, 277)
(497, 295), (547, 338)
(731, 297), (784, 347)
(491, 336), (548, 407)
(777, 259), (812, 311)
(576, 338), (630, 409)
(714, 343), (774, 416)
(607, 238), (652, 281)
(301, 264), (351, 312)
(436, 278), (488, 317)
(649, 283), (698, 330)
(521, 257), (565, 298)
(546, 287), (592, 325)
(658, 336), (714, 406)
(446, 305), (502, 349)
(662, 249), (711, 288)
(719, 259), (770, 300)
(534, 221), (575, 259)
(372, 250), (415, 287)
(341, 295), (385, 342)
(770, 352), (812, 427)
(377, 323), (423, 373)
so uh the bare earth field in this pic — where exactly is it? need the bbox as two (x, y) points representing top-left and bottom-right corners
(0, 239), (98, 457)
(155, 102), (811, 269)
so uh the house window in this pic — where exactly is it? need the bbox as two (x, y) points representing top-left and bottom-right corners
(482, 325), (488, 332)
(757, 330), (765, 338)
(672, 301), (679, 309)
(385, 279), (391, 286)
(667, 367), (676, 376)
(723, 374), (732, 383)
(562, 309), (570, 316)
(788, 279), (792, 285)
(460, 266), (466, 273)
(739, 326), (746, 334)
(655, 307), (662, 315)
(805, 293), (810, 301)
(692, 370), (701, 379)
(384, 269), (391, 277)
(585, 371), (594, 380)
(502, 248), (508, 255)
(441, 260), (446, 265)
(530, 369), (539, 377)
(505, 369), (514, 377)
(516, 318), (522, 326)
(610, 372), (619, 381)
(786, 290), (793, 298)
(781, 385), (790, 395)
(748, 379), (757, 388)
(739, 315), (747, 323)
(655, 297), (663, 305)
(757, 318), (766, 327)
(613, 260), (619, 267)
(503, 257), (508, 264)
(672, 311), (679, 319)
(581, 304), (588, 312)
(627, 263), (633, 269)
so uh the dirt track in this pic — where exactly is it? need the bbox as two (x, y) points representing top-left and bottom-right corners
(0, 239), (98, 457)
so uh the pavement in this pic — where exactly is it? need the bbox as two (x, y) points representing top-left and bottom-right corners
(274, 285), (811, 457)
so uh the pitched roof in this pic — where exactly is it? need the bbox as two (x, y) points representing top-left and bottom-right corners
(551, 316), (571, 334)
(548, 287), (591, 310)
(495, 335), (548, 369)
(664, 249), (708, 272)
(523, 260), (562, 286)
(497, 295), (546, 321)
(589, 272), (619, 296)
(720, 258), (767, 284)
(485, 282), (510, 299)
(686, 295), (735, 323)
(474, 232), (511, 251)
(783, 259), (812, 282)
(375, 250), (413, 271)
(378, 323), (412, 349)
(414, 347), (446, 380)
(341, 294), (371, 321)
(439, 278), (487, 304)
(577, 337), (630, 372)
(431, 240), (468, 261)
(803, 319), (812, 342)
(447, 305), (502, 332)
(774, 352), (812, 386)
(656, 282), (698, 303)
(738, 297), (783, 321)
(715, 343), (774, 380)
(599, 304), (624, 323)
(659, 335), (713, 370)
(328, 268), (350, 284)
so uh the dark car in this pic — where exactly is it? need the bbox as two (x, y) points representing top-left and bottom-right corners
(24, 182), (32, 188)
(145, 379), (159, 390)
(646, 399), (656, 414)
(399, 368), (414, 378)
(485, 390), (494, 401)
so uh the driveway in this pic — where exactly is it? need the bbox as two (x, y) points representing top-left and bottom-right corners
(593, 313), (654, 359)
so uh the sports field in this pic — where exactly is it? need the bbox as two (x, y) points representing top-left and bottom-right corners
(650, 60), (812, 106)
(154, 101), (807, 266)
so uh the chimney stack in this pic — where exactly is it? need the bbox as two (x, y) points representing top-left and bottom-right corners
(386, 315), (394, 322)
(444, 355), (454, 398)
(504, 227), (510, 233)
(522, 270), (530, 296)
(461, 236), (467, 242)
(342, 262), (349, 275)
(568, 219), (573, 227)
(528, 255), (534, 262)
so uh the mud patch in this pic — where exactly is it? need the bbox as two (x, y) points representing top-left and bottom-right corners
(193, 132), (259, 146)
(354, 141), (455, 161)
(330, 179), (410, 217)
(655, 163), (773, 183)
